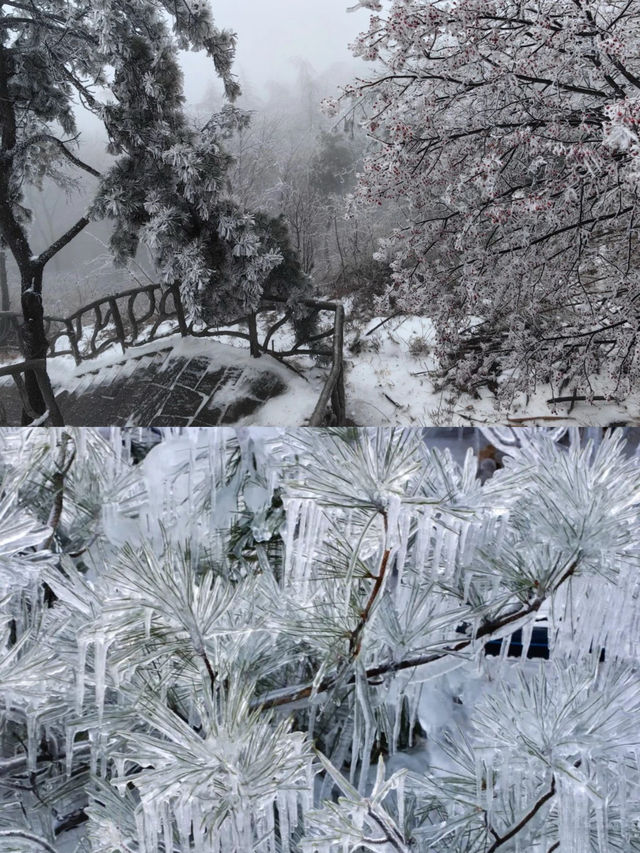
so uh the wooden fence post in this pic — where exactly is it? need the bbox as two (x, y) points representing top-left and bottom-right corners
(331, 364), (347, 426)
(172, 283), (189, 336)
(64, 320), (81, 365)
(247, 312), (261, 358)
(109, 298), (127, 354)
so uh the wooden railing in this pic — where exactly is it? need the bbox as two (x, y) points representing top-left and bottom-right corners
(43, 283), (187, 362)
(0, 358), (64, 426)
(0, 284), (346, 426)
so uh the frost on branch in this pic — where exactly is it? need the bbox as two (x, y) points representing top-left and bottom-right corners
(0, 428), (640, 851)
(339, 0), (640, 401)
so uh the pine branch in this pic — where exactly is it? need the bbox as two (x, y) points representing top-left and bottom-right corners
(8, 133), (101, 178)
(349, 511), (389, 659)
(367, 807), (411, 853)
(486, 776), (556, 852)
(254, 558), (579, 711)
(42, 432), (76, 551)
(36, 215), (91, 268)
(0, 829), (57, 852)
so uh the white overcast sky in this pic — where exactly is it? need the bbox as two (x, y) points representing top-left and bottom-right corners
(180, 0), (368, 103)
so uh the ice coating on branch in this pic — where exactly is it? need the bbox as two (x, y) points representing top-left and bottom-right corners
(2, 428), (640, 852)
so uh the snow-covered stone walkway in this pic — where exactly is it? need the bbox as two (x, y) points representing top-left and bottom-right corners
(0, 335), (323, 426)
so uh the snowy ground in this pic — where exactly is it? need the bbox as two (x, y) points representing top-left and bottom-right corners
(343, 315), (640, 426)
(1, 334), (325, 427)
(2, 312), (639, 426)
(50, 335), (324, 426)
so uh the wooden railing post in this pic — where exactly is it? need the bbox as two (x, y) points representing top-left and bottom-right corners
(1, 360), (64, 426)
(109, 298), (127, 354)
(331, 304), (346, 425)
(172, 283), (189, 336)
(247, 312), (261, 358)
(308, 302), (347, 426)
(331, 365), (346, 425)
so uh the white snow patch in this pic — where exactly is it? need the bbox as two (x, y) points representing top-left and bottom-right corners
(45, 333), (323, 426)
(343, 316), (639, 426)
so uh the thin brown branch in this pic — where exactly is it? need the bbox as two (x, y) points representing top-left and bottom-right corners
(349, 512), (390, 658)
(10, 134), (101, 178)
(367, 808), (409, 853)
(36, 215), (90, 268)
(42, 432), (76, 551)
(486, 776), (556, 852)
(254, 558), (579, 712)
(200, 649), (217, 691)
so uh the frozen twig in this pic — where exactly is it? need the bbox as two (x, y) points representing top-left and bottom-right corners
(0, 829), (58, 852)
(254, 558), (579, 711)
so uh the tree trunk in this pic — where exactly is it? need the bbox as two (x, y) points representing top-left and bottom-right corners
(247, 312), (261, 358)
(19, 270), (49, 423)
(0, 249), (8, 311)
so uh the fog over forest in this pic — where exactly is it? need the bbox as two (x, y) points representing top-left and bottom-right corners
(13, 1), (368, 315)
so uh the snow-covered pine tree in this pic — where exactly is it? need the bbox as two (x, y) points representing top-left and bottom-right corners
(0, 1), (283, 420)
(335, 0), (640, 404)
(1, 426), (640, 852)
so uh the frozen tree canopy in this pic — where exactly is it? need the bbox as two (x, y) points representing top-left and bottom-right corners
(338, 0), (640, 402)
(0, 0), (286, 418)
(1, 427), (640, 851)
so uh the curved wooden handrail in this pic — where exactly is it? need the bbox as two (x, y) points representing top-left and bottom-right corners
(1, 284), (346, 425)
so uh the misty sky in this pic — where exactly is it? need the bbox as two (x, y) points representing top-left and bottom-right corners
(180, 0), (367, 103)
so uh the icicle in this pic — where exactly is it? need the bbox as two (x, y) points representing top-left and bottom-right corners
(277, 791), (291, 853)
(76, 635), (88, 713)
(394, 510), (412, 589)
(176, 802), (191, 851)
(350, 699), (360, 786)
(162, 802), (173, 853)
(135, 807), (146, 853)
(94, 631), (108, 724)
(413, 507), (432, 579)
(386, 494), (402, 549)
(520, 620), (533, 661)
(407, 685), (420, 748)
(65, 728), (75, 779)
(391, 689), (404, 755)
(356, 670), (375, 793)
(144, 799), (159, 853)
(456, 518), (470, 566)
(26, 710), (37, 771)
(431, 521), (446, 577)
(283, 498), (301, 585)
(463, 570), (474, 604)
(89, 731), (98, 776)
(144, 607), (152, 639)
(98, 743), (107, 778)
(114, 756), (125, 780)
(396, 772), (405, 830)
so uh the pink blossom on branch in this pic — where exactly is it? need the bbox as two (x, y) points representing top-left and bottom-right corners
(341, 0), (640, 403)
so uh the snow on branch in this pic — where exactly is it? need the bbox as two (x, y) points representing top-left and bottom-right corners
(0, 427), (638, 851)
